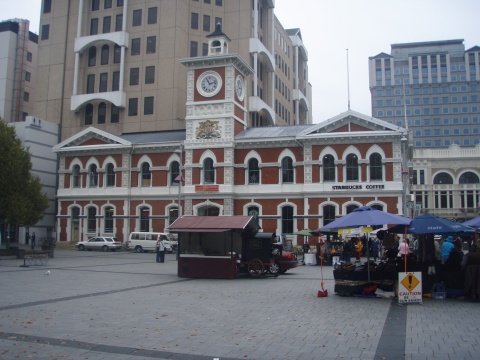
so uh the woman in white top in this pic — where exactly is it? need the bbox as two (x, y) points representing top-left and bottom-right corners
(398, 238), (410, 257)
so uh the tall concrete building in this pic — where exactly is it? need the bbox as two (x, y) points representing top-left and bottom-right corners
(0, 19), (38, 123)
(369, 39), (480, 148)
(35, 0), (311, 141)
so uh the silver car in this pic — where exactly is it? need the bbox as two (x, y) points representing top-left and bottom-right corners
(76, 237), (122, 252)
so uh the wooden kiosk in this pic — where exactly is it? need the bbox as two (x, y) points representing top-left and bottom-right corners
(170, 216), (276, 279)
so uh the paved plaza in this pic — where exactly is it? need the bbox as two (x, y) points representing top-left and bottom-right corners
(0, 248), (479, 360)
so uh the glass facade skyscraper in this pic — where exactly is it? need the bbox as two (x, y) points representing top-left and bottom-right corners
(369, 39), (480, 148)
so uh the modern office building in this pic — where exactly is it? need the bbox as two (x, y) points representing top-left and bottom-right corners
(369, 39), (480, 148)
(0, 19), (38, 123)
(35, 0), (311, 141)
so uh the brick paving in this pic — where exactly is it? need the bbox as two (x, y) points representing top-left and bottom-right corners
(0, 249), (479, 360)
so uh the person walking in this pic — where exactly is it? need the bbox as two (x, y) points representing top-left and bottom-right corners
(30, 232), (36, 250)
(156, 236), (167, 263)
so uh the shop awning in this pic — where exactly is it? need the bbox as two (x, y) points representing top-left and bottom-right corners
(169, 216), (261, 233)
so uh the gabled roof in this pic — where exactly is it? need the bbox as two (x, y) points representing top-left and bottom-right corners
(53, 126), (131, 152)
(235, 110), (405, 142)
(466, 45), (480, 53)
(169, 216), (260, 233)
(369, 52), (392, 60)
(297, 109), (406, 137)
(120, 130), (186, 144)
(235, 124), (314, 140)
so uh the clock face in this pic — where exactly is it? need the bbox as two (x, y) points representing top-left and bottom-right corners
(235, 75), (244, 101)
(197, 71), (222, 97)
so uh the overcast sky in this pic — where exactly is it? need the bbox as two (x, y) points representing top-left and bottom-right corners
(3, 0), (480, 123)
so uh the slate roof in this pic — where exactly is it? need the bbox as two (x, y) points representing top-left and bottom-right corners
(120, 130), (186, 144)
(235, 125), (315, 139)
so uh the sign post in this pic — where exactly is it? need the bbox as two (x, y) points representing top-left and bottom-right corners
(398, 272), (422, 304)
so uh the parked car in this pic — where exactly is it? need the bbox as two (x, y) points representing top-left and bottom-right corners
(267, 234), (299, 275)
(76, 237), (122, 252)
(268, 250), (298, 275)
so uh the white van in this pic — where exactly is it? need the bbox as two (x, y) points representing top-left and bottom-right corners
(126, 232), (175, 253)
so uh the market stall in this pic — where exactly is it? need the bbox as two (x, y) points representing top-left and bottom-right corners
(388, 213), (474, 296)
(169, 216), (279, 279)
(318, 206), (412, 296)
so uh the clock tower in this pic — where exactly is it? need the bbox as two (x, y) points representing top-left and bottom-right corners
(179, 23), (253, 216)
(179, 23), (253, 144)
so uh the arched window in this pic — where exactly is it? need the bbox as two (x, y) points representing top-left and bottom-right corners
(281, 205), (294, 234)
(369, 153), (383, 181)
(371, 204), (383, 211)
(140, 207), (150, 232)
(346, 154), (358, 181)
(88, 46), (96, 66)
(89, 164), (98, 187)
(141, 162), (151, 187)
(203, 158), (214, 184)
(281, 156), (294, 183)
(197, 206), (220, 216)
(248, 158), (259, 184)
(459, 172), (479, 184)
(72, 164), (81, 188)
(247, 206), (259, 221)
(169, 206), (179, 226)
(433, 172), (453, 184)
(101, 44), (109, 65)
(98, 102), (106, 124)
(323, 205), (336, 227)
(323, 154), (335, 182)
(170, 161), (180, 186)
(104, 206), (114, 233)
(85, 103), (93, 125)
(87, 207), (97, 233)
(105, 163), (115, 187)
(346, 204), (358, 214)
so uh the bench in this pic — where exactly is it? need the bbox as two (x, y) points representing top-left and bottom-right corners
(22, 250), (50, 267)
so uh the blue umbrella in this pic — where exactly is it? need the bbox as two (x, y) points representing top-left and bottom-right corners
(388, 213), (474, 234)
(463, 216), (480, 229)
(318, 206), (411, 232)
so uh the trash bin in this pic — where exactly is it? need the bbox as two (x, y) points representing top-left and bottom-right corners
(17, 249), (26, 259)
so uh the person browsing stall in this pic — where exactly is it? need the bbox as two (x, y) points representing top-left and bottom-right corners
(398, 238), (410, 257)
(441, 235), (455, 264)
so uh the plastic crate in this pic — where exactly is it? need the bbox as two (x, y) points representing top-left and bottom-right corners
(433, 292), (446, 300)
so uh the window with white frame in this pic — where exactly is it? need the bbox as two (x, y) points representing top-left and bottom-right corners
(104, 206), (114, 233)
(72, 164), (81, 188)
(248, 158), (260, 184)
(281, 156), (294, 183)
(105, 163), (115, 187)
(203, 158), (215, 184)
(369, 153), (383, 181)
(87, 207), (97, 233)
(89, 164), (98, 187)
(346, 154), (358, 181)
(141, 162), (151, 187)
(323, 154), (335, 182)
